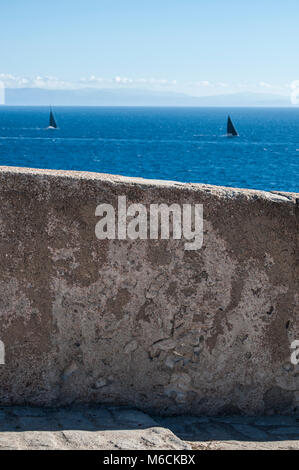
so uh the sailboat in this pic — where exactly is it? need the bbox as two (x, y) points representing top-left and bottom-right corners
(227, 115), (238, 137)
(48, 106), (58, 129)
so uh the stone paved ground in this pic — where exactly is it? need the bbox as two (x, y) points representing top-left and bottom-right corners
(0, 406), (299, 450)
(154, 415), (299, 450)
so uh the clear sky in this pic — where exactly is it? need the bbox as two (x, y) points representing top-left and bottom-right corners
(0, 0), (298, 96)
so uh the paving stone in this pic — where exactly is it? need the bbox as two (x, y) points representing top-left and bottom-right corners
(17, 417), (56, 432)
(0, 433), (24, 450)
(21, 432), (64, 450)
(231, 424), (269, 440)
(213, 416), (255, 425)
(191, 440), (299, 451)
(110, 408), (158, 428)
(253, 416), (298, 426)
(8, 407), (49, 417)
(266, 426), (299, 436)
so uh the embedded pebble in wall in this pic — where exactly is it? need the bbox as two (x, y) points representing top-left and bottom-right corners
(124, 340), (138, 354)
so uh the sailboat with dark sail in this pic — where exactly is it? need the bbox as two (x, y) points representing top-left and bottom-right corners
(227, 115), (238, 137)
(48, 106), (58, 129)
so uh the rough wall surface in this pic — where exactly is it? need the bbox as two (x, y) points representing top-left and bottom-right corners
(0, 166), (298, 415)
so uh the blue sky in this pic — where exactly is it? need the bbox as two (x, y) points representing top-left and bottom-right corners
(0, 0), (298, 96)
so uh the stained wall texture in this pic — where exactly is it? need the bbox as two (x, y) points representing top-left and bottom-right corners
(0, 166), (298, 415)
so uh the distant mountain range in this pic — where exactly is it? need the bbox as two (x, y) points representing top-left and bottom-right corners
(2, 88), (293, 107)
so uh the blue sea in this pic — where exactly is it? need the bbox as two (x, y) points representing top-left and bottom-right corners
(0, 106), (298, 192)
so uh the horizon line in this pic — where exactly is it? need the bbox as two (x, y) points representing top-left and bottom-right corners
(0, 104), (297, 108)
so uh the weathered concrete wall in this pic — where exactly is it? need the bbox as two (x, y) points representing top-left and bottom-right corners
(0, 166), (298, 415)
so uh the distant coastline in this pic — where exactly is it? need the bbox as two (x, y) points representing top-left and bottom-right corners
(1, 88), (294, 107)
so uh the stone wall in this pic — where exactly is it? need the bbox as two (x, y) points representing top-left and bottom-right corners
(0, 166), (298, 415)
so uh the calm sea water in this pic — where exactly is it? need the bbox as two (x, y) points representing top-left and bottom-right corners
(0, 106), (298, 192)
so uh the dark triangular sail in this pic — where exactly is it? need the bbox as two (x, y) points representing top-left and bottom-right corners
(49, 108), (57, 129)
(227, 116), (238, 136)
